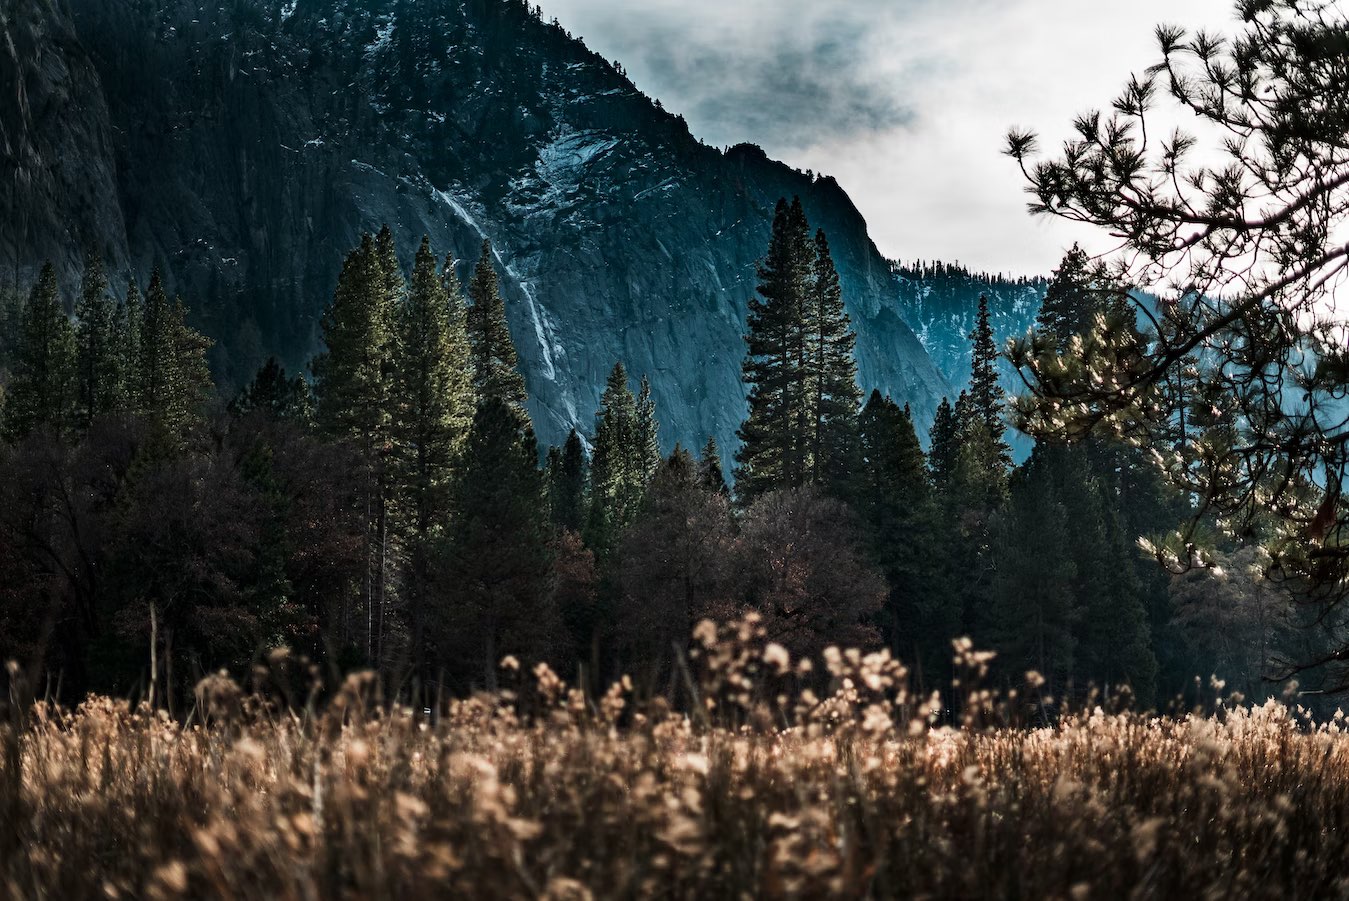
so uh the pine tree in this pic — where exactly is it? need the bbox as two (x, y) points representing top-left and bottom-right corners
(967, 294), (1011, 469)
(736, 197), (816, 501)
(169, 297), (213, 424)
(635, 374), (661, 482)
(391, 236), (475, 680)
(698, 436), (729, 496)
(116, 281), (143, 406)
(856, 391), (953, 677)
(1049, 445), (1159, 705)
(314, 235), (393, 443)
(3, 263), (75, 440)
(1036, 243), (1136, 344)
(374, 225), (405, 315)
(312, 233), (396, 659)
(466, 240), (527, 409)
(928, 396), (959, 488)
(132, 272), (211, 438)
(985, 451), (1078, 692)
(586, 363), (647, 561)
(444, 396), (554, 689)
(808, 229), (862, 493)
(134, 270), (176, 419)
(1037, 244), (1095, 342)
(232, 357), (313, 423)
(74, 251), (120, 427)
(439, 251), (474, 414)
(548, 429), (588, 533)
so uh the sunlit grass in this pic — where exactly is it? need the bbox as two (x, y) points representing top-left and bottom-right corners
(3, 619), (1348, 899)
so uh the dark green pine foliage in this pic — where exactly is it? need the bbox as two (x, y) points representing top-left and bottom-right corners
(967, 294), (1012, 470)
(1051, 445), (1158, 706)
(466, 240), (527, 409)
(116, 281), (143, 405)
(74, 252), (121, 427)
(987, 445), (1159, 705)
(736, 197), (815, 502)
(169, 298), (214, 425)
(314, 235), (394, 445)
(392, 236), (475, 517)
(985, 450), (1078, 692)
(231, 357), (314, 424)
(548, 429), (589, 533)
(635, 374), (662, 481)
(132, 271), (211, 439)
(1036, 244), (1134, 344)
(586, 363), (651, 561)
(936, 301), (1014, 637)
(856, 391), (955, 679)
(134, 271), (176, 419)
(3, 263), (76, 441)
(1026, 249), (1165, 704)
(392, 237), (476, 679)
(927, 397), (959, 489)
(446, 396), (554, 689)
(312, 233), (396, 658)
(808, 229), (862, 493)
(698, 436), (729, 496)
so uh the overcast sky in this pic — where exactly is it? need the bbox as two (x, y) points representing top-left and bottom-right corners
(538, 0), (1235, 277)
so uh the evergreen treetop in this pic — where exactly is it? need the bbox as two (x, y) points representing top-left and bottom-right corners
(3, 263), (75, 441)
(466, 240), (527, 409)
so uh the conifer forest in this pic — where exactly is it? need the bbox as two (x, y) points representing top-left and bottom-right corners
(5, 0), (1349, 897)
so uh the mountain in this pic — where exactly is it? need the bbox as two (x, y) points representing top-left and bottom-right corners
(892, 262), (1049, 458)
(1, 0), (960, 458)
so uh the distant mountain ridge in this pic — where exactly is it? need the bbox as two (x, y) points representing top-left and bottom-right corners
(1, 0), (1027, 456)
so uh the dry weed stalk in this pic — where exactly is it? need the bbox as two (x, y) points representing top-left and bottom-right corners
(1, 617), (1347, 899)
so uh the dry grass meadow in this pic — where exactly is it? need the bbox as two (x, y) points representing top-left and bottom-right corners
(3, 617), (1349, 900)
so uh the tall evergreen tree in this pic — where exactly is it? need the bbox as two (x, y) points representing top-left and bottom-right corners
(967, 294), (1012, 469)
(1035, 243), (1136, 345)
(698, 436), (729, 496)
(466, 240), (527, 409)
(391, 237), (475, 680)
(548, 429), (588, 533)
(74, 251), (120, 427)
(312, 233), (396, 659)
(736, 197), (815, 501)
(444, 397), (554, 689)
(985, 451), (1077, 692)
(3, 263), (75, 440)
(115, 281), (143, 406)
(132, 272), (212, 438)
(635, 374), (661, 482)
(928, 396), (959, 488)
(807, 229), (862, 492)
(135, 270), (176, 419)
(169, 297), (213, 424)
(314, 235), (393, 443)
(586, 363), (649, 561)
(857, 391), (954, 678)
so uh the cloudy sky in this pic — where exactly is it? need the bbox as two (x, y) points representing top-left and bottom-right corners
(538, 0), (1234, 277)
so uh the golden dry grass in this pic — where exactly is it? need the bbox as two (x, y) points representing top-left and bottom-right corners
(3, 620), (1349, 900)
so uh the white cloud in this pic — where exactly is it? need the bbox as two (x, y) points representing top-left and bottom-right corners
(540, 0), (1234, 275)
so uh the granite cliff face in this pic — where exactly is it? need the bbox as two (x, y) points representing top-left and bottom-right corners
(2, 0), (958, 456)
